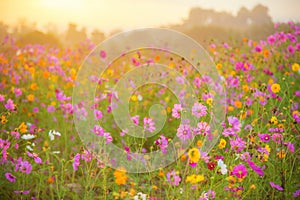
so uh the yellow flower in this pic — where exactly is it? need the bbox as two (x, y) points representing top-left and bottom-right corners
(1, 115), (7, 124)
(271, 83), (280, 93)
(131, 95), (137, 102)
(292, 63), (300, 72)
(218, 138), (227, 149)
(216, 63), (222, 70)
(19, 122), (28, 134)
(196, 140), (202, 147)
(270, 116), (278, 125)
(30, 83), (38, 90)
(242, 85), (249, 93)
(186, 174), (204, 184)
(234, 100), (242, 109)
(277, 150), (286, 158)
(250, 184), (256, 190)
(206, 98), (213, 106)
(227, 106), (234, 112)
(188, 148), (200, 163)
(27, 94), (35, 102)
(114, 168), (128, 185)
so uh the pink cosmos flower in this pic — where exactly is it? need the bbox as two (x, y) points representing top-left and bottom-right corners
(192, 102), (207, 118)
(14, 88), (22, 97)
(232, 164), (247, 178)
(194, 122), (210, 136)
(120, 129), (128, 137)
(4, 99), (15, 111)
(131, 115), (140, 125)
(166, 170), (181, 186)
(269, 182), (283, 191)
(143, 117), (156, 133)
(230, 137), (246, 153)
(47, 105), (55, 113)
(272, 133), (283, 143)
(247, 161), (264, 176)
(27, 152), (42, 164)
(155, 135), (169, 154)
(193, 77), (202, 88)
(99, 50), (106, 59)
(94, 109), (103, 120)
(172, 104), (182, 119)
(258, 133), (271, 142)
(14, 190), (30, 195)
(177, 124), (192, 141)
(5, 172), (16, 182)
(73, 153), (81, 171)
(0, 94), (5, 102)
(15, 157), (32, 174)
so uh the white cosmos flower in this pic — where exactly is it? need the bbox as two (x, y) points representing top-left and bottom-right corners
(26, 145), (33, 151)
(137, 94), (143, 101)
(49, 130), (61, 141)
(21, 134), (35, 140)
(133, 192), (147, 200)
(221, 166), (228, 175)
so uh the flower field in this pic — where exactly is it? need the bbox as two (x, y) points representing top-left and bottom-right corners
(0, 23), (299, 200)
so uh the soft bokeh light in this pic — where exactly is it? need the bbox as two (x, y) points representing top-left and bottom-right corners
(0, 0), (299, 33)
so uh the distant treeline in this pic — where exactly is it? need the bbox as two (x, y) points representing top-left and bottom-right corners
(0, 4), (298, 47)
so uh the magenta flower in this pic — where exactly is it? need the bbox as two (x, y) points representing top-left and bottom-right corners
(120, 129), (128, 137)
(94, 109), (103, 120)
(192, 102), (207, 118)
(4, 99), (15, 111)
(177, 124), (192, 141)
(47, 105), (55, 113)
(172, 104), (182, 119)
(258, 133), (271, 142)
(284, 142), (295, 153)
(269, 181), (283, 191)
(27, 152), (42, 164)
(272, 133), (283, 143)
(0, 94), (4, 102)
(92, 125), (105, 136)
(14, 190), (30, 195)
(247, 161), (264, 176)
(207, 190), (216, 199)
(230, 137), (246, 152)
(287, 45), (295, 54)
(193, 77), (201, 88)
(232, 164), (247, 178)
(166, 170), (181, 186)
(15, 158), (32, 174)
(293, 189), (300, 197)
(99, 50), (106, 59)
(143, 117), (156, 133)
(5, 172), (16, 182)
(255, 45), (262, 52)
(228, 116), (241, 132)
(14, 88), (22, 97)
(155, 135), (169, 154)
(131, 115), (140, 125)
(194, 122), (210, 136)
(73, 153), (81, 171)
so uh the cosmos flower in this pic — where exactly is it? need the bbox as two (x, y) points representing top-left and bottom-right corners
(192, 102), (207, 118)
(177, 124), (192, 141)
(269, 182), (283, 191)
(194, 122), (210, 136)
(172, 104), (182, 119)
(143, 117), (156, 133)
(166, 170), (181, 186)
(5, 172), (16, 182)
(232, 164), (247, 178)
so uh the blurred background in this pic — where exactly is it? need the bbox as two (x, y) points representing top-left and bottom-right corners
(0, 0), (299, 47)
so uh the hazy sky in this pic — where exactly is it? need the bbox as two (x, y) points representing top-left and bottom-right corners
(0, 0), (299, 34)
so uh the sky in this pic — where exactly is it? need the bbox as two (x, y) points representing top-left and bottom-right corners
(0, 0), (299, 34)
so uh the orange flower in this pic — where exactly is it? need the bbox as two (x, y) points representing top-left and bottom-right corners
(30, 83), (38, 90)
(114, 168), (128, 185)
(27, 94), (35, 102)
